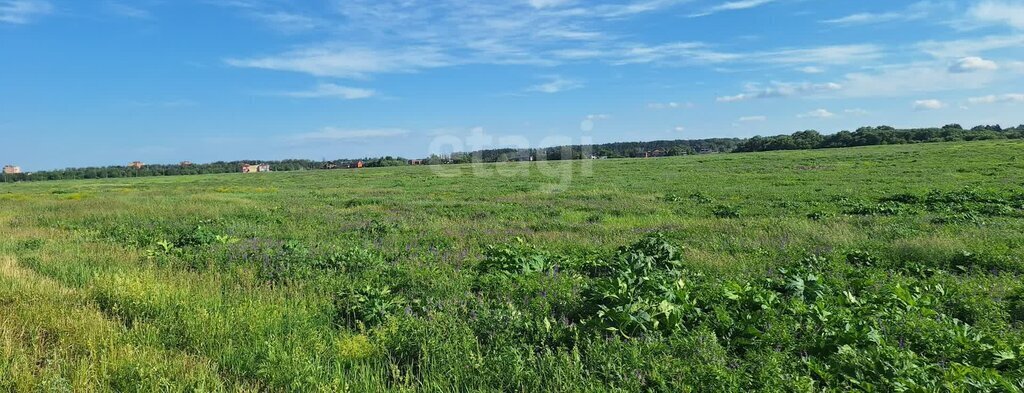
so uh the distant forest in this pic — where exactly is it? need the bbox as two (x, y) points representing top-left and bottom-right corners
(2, 124), (1022, 183)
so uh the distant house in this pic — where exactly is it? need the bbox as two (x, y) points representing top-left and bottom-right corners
(129, 161), (145, 169)
(241, 163), (271, 173)
(322, 162), (339, 169)
(3, 165), (21, 174)
(644, 149), (667, 158)
(349, 161), (364, 169)
(179, 161), (193, 167)
(408, 159), (423, 165)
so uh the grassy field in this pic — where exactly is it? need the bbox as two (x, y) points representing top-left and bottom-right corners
(2, 140), (1024, 391)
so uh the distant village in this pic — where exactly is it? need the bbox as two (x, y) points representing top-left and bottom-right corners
(5, 124), (1018, 183)
(2, 145), (708, 179)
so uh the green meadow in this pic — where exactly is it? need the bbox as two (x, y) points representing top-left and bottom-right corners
(2, 140), (1023, 391)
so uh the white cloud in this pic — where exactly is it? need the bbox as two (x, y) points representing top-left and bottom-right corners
(738, 115), (767, 122)
(673, 126), (686, 132)
(913, 99), (946, 110)
(839, 62), (999, 97)
(223, 1), (881, 78)
(717, 82), (842, 102)
(0, 0), (52, 24)
(280, 83), (376, 100)
(823, 12), (903, 26)
(103, 2), (152, 19)
(918, 35), (1024, 59)
(528, 0), (574, 9)
(290, 128), (410, 143)
(844, 108), (869, 115)
(822, 1), (946, 26)
(252, 11), (322, 33)
(969, 1), (1024, 29)
(761, 45), (882, 65)
(692, 0), (776, 17)
(949, 56), (999, 73)
(967, 93), (1024, 104)
(526, 76), (583, 93)
(618, 43), (881, 67)
(797, 66), (825, 74)
(797, 109), (835, 118)
(226, 46), (451, 78)
(647, 101), (694, 109)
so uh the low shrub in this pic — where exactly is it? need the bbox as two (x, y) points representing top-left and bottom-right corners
(712, 205), (741, 218)
(334, 285), (407, 330)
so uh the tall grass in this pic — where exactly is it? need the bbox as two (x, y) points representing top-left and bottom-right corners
(1, 140), (1023, 391)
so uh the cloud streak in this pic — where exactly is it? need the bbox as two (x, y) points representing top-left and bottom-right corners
(718, 82), (842, 102)
(797, 108), (835, 118)
(226, 46), (451, 78)
(949, 56), (998, 73)
(290, 128), (410, 144)
(968, 93), (1024, 104)
(279, 83), (376, 99)
(223, 1), (882, 78)
(969, 1), (1024, 29)
(691, 0), (776, 17)
(526, 76), (584, 93)
(913, 99), (945, 110)
(0, 0), (52, 24)
(822, 1), (947, 26)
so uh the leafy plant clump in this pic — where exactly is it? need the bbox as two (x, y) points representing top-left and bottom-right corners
(334, 285), (407, 330)
(583, 233), (698, 337)
(713, 204), (741, 218)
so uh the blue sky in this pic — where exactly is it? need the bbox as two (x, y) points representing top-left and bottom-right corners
(2, 0), (1024, 170)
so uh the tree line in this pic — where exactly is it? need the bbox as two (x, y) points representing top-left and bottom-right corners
(3, 124), (1022, 183)
(734, 124), (1023, 153)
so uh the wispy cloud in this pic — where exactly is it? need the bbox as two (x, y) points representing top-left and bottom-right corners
(223, 1), (881, 78)
(103, 1), (152, 19)
(918, 35), (1024, 59)
(822, 1), (947, 26)
(226, 46), (451, 78)
(913, 99), (945, 110)
(738, 115), (766, 122)
(0, 0), (52, 24)
(290, 128), (410, 144)
(279, 83), (376, 99)
(691, 0), (776, 17)
(840, 62), (1000, 97)
(613, 43), (881, 67)
(647, 101), (694, 109)
(251, 11), (322, 33)
(796, 108), (835, 118)
(948, 56), (998, 73)
(969, 1), (1024, 29)
(968, 93), (1024, 104)
(526, 76), (584, 93)
(717, 82), (842, 102)
(528, 0), (575, 9)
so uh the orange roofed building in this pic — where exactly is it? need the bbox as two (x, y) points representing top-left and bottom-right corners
(3, 165), (21, 174)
